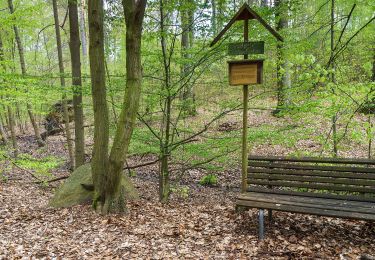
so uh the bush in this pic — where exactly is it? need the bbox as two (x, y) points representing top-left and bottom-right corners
(199, 174), (218, 186)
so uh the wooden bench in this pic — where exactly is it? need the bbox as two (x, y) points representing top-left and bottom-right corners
(236, 155), (375, 239)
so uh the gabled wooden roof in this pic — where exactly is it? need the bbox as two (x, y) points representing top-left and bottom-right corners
(210, 3), (283, 47)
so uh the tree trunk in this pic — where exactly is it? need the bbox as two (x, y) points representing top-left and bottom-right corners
(102, 0), (146, 213)
(87, 0), (146, 214)
(0, 106), (8, 145)
(188, 0), (195, 46)
(88, 0), (110, 211)
(68, 0), (86, 168)
(274, 0), (291, 114)
(211, 0), (217, 35)
(217, 0), (225, 32)
(330, 0), (338, 157)
(7, 0), (44, 147)
(80, 0), (88, 58)
(159, 0), (172, 202)
(0, 120), (7, 145)
(7, 106), (18, 157)
(0, 34), (12, 148)
(52, 0), (75, 169)
(180, 0), (196, 115)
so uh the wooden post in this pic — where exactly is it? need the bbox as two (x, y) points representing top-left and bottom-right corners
(241, 19), (249, 193)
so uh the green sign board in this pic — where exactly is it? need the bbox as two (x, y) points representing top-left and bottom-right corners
(228, 41), (264, 55)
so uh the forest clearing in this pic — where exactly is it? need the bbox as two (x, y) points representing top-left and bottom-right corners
(0, 0), (374, 258)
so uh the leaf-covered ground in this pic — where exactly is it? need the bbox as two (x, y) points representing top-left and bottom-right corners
(1, 173), (374, 258)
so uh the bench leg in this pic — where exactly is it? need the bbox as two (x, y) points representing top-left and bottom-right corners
(268, 209), (273, 223)
(258, 209), (265, 240)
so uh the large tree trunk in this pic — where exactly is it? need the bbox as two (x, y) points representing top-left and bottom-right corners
(68, 0), (86, 168)
(101, 0), (146, 213)
(7, 0), (44, 147)
(88, 0), (110, 211)
(274, 0), (291, 114)
(87, 0), (146, 214)
(52, 0), (75, 168)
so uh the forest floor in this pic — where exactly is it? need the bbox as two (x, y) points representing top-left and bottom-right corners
(1, 111), (375, 259)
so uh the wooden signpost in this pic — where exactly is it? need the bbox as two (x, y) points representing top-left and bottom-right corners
(228, 60), (263, 85)
(210, 3), (283, 193)
(228, 41), (264, 56)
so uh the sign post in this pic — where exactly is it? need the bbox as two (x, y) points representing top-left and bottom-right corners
(242, 19), (249, 193)
(210, 3), (283, 194)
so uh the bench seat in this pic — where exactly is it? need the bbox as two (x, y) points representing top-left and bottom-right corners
(237, 190), (375, 221)
(237, 155), (375, 239)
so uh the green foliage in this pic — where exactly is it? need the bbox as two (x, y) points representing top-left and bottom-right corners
(15, 154), (62, 179)
(128, 170), (137, 177)
(199, 174), (218, 186)
(170, 185), (190, 199)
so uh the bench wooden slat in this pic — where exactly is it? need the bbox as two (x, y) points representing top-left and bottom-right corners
(238, 192), (375, 214)
(248, 161), (375, 174)
(249, 180), (375, 194)
(239, 156), (375, 223)
(248, 173), (375, 186)
(236, 198), (375, 221)
(248, 155), (375, 165)
(248, 167), (375, 180)
(248, 187), (375, 203)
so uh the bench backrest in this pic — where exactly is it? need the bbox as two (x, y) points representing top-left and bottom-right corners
(247, 155), (375, 201)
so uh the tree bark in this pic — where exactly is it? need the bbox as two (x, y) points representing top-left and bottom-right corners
(7, 0), (44, 147)
(68, 0), (85, 168)
(88, 0), (110, 211)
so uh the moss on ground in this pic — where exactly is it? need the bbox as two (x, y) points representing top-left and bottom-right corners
(49, 164), (139, 208)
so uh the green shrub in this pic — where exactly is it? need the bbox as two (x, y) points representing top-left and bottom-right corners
(170, 185), (190, 199)
(199, 174), (218, 186)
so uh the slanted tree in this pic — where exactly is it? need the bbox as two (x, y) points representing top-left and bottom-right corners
(88, 0), (146, 214)
(7, 0), (44, 147)
(68, 0), (86, 168)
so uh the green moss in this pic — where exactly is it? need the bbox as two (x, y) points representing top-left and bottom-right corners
(49, 164), (139, 208)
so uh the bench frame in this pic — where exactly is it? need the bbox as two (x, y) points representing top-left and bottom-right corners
(236, 155), (375, 239)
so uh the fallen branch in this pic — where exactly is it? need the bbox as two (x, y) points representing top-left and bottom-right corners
(124, 158), (160, 170)
(2, 154), (42, 182)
